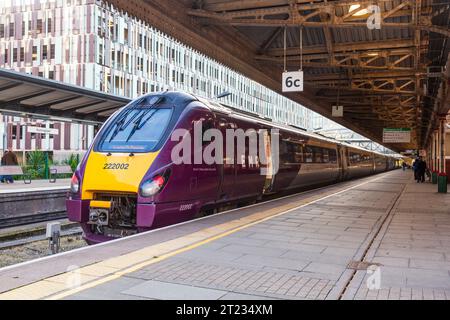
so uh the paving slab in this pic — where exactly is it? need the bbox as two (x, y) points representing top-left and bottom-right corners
(2, 170), (450, 300)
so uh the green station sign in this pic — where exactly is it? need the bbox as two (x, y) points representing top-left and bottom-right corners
(382, 128), (411, 143)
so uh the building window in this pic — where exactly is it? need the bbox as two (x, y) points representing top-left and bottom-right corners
(9, 22), (14, 37)
(42, 45), (48, 60)
(49, 123), (54, 139)
(97, 16), (105, 37)
(49, 71), (54, 80)
(22, 21), (25, 36)
(4, 49), (8, 64)
(47, 18), (52, 33)
(13, 48), (17, 62)
(124, 27), (128, 44)
(50, 44), (55, 59)
(111, 47), (115, 66)
(12, 126), (17, 140)
(20, 47), (24, 62)
(37, 19), (43, 33)
(32, 46), (37, 61)
(0, 24), (4, 37)
(98, 43), (103, 64)
(136, 56), (141, 71)
(108, 20), (113, 39)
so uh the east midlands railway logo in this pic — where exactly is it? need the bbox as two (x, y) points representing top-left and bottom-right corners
(170, 121), (280, 175)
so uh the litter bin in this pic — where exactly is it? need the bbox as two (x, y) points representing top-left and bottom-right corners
(432, 171), (438, 184)
(438, 174), (447, 193)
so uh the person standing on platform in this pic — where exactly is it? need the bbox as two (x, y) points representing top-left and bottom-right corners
(416, 157), (427, 183)
(402, 161), (407, 171)
(412, 157), (419, 180)
(1, 149), (18, 184)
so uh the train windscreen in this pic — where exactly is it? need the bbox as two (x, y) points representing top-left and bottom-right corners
(96, 96), (173, 153)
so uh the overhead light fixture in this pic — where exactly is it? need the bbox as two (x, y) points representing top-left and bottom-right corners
(349, 4), (369, 16)
(367, 52), (379, 57)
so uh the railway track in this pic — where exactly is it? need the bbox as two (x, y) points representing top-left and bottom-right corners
(0, 226), (82, 250)
(0, 211), (68, 229)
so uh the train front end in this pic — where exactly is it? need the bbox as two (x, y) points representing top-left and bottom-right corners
(66, 93), (194, 244)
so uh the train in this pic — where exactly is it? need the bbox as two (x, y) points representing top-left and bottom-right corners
(67, 91), (400, 244)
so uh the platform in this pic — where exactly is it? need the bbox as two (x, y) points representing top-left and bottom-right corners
(1, 170), (449, 300)
(0, 179), (70, 223)
(0, 179), (70, 194)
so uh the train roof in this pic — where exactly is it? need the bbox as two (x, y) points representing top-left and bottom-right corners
(193, 95), (397, 159)
(139, 91), (398, 159)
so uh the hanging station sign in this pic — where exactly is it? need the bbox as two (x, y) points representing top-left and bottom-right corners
(332, 105), (344, 117)
(281, 26), (304, 93)
(382, 128), (411, 143)
(282, 71), (304, 92)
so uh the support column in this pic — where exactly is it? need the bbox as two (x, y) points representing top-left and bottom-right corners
(0, 112), (5, 153)
(428, 139), (432, 171)
(438, 116), (447, 193)
(432, 130), (438, 184)
(428, 140), (432, 179)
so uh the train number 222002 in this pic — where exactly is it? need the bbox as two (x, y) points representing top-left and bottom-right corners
(103, 163), (129, 170)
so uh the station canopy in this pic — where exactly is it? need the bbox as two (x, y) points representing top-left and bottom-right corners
(109, 0), (450, 152)
(0, 69), (130, 124)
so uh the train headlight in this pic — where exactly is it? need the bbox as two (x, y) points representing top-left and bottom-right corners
(139, 175), (165, 197)
(70, 174), (80, 194)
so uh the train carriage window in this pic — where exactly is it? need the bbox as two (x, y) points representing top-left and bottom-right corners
(201, 118), (215, 146)
(280, 140), (296, 164)
(329, 149), (337, 164)
(362, 154), (372, 163)
(323, 149), (329, 163)
(304, 146), (313, 163)
(293, 143), (303, 163)
(313, 147), (323, 163)
(350, 152), (361, 163)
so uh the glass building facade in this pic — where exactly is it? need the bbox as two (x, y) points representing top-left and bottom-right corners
(0, 0), (313, 133)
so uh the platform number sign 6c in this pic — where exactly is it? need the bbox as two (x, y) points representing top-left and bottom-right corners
(282, 71), (304, 92)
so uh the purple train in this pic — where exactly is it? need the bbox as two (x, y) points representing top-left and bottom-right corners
(67, 92), (399, 244)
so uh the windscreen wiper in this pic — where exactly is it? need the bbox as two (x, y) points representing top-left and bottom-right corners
(108, 96), (163, 143)
(108, 108), (134, 142)
(125, 108), (158, 142)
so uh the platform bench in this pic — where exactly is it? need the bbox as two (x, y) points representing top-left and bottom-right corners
(49, 165), (73, 183)
(0, 166), (31, 184)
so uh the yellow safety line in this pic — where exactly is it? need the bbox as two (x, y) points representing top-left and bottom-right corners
(47, 215), (281, 300)
(0, 173), (386, 300)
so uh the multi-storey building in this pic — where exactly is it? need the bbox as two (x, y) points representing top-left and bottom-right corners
(0, 0), (319, 161)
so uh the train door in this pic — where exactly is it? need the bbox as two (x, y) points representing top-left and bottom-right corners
(338, 145), (348, 180)
(217, 116), (236, 201)
(262, 129), (276, 193)
(191, 112), (220, 201)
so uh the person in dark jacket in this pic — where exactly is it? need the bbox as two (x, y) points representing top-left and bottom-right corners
(416, 157), (427, 183)
(412, 157), (419, 181)
(1, 149), (18, 183)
